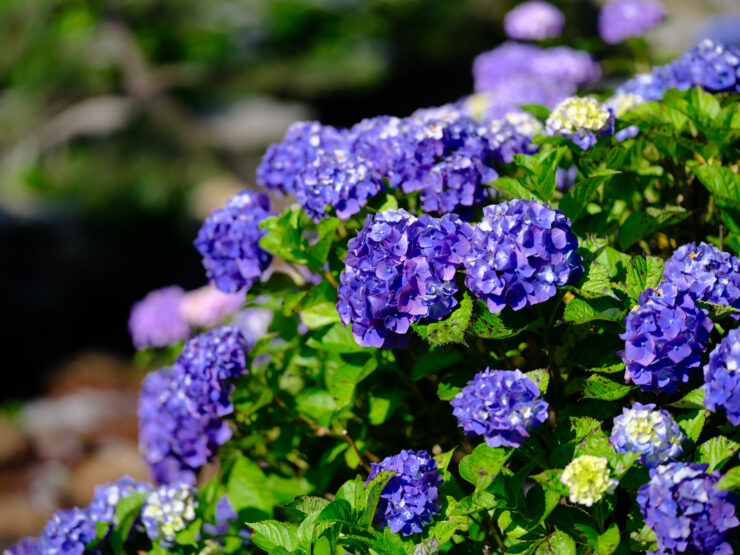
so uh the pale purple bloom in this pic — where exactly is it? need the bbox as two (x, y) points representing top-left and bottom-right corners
(181, 283), (245, 329)
(3, 538), (38, 555)
(610, 402), (683, 467)
(504, 1), (565, 41)
(128, 286), (190, 349)
(599, 0), (665, 44)
(89, 476), (152, 524)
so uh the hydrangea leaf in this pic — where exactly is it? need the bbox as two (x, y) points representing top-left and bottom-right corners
(697, 300), (740, 321)
(226, 455), (275, 515)
(411, 346), (463, 380)
(534, 529), (576, 554)
(576, 260), (617, 299)
(563, 297), (624, 324)
(695, 165), (740, 207)
(625, 255), (664, 302)
(618, 205), (690, 250)
(671, 387), (706, 409)
(413, 293), (473, 346)
(582, 374), (636, 401)
(489, 177), (536, 201)
(696, 436), (740, 471)
(526, 368), (550, 395)
(470, 301), (544, 339)
(358, 470), (395, 528)
(577, 235), (609, 261)
(284, 496), (331, 518)
(247, 521), (299, 553)
(110, 492), (148, 553)
(325, 354), (378, 409)
(596, 522), (621, 555)
(513, 146), (566, 201)
(306, 323), (374, 354)
(174, 518), (201, 547)
(676, 410), (706, 443)
(560, 175), (612, 221)
(716, 467), (740, 491)
(458, 444), (512, 491)
(531, 469), (570, 498)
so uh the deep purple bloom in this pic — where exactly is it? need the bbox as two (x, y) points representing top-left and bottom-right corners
(504, 1), (564, 41)
(463, 200), (583, 313)
(89, 476), (152, 525)
(3, 538), (38, 555)
(138, 326), (250, 484)
(194, 189), (273, 294)
(598, 0), (665, 44)
(638, 462), (739, 554)
(366, 450), (443, 536)
(37, 508), (98, 555)
(704, 328), (740, 425)
(663, 242), (740, 311)
(620, 283), (712, 393)
(128, 286), (190, 349)
(610, 403), (684, 468)
(337, 210), (472, 348)
(451, 369), (548, 448)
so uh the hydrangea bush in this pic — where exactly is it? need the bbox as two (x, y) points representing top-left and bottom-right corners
(10, 3), (740, 554)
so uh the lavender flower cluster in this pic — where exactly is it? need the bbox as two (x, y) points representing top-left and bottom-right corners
(620, 283), (712, 393)
(503, 1), (564, 41)
(638, 462), (739, 554)
(610, 402), (684, 467)
(451, 369), (548, 448)
(367, 449), (443, 536)
(598, 0), (665, 44)
(194, 189), (273, 294)
(704, 328), (740, 425)
(138, 326), (251, 484)
(337, 209), (471, 348)
(464, 199), (583, 313)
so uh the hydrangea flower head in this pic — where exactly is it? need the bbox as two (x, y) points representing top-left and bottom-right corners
(451, 368), (548, 448)
(337, 210), (472, 348)
(620, 282), (712, 393)
(561, 455), (617, 507)
(610, 402), (684, 467)
(464, 199), (583, 313)
(638, 462), (739, 554)
(89, 476), (152, 524)
(128, 286), (190, 349)
(682, 39), (740, 93)
(616, 72), (672, 102)
(142, 483), (198, 542)
(194, 189), (273, 294)
(481, 113), (540, 163)
(37, 508), (98, 555)
(504, 1), (565, 41)
(181, 284), (245, 329)
(663, 241), (740, 311)
(704, 328), (740, 425)
(598, 0), (665, 44)
(3, 537), (37, 555)
(366, 449), (443, 536)
(545, 97), (615, 150)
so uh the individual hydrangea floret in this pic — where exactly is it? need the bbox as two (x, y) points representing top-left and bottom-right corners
(142, 483), (198, 543)
(451, 368), (548, 448)
(37, 508), (98, 555)
(337, 210), (472, 348)
(89, 476), (152, 524)
(128, 286), (190, 349)
(138, 326), (250, 484)
(610, 402), (684, 467)
(704, 328), (740, 425)
(561, 455), (617, 507)
(3, 537), (37, 555)
(194, 189), (273, 294)
(464, 199), (583, 313)
(545, 97), (615, 150)
(638, 462), (739, 554)
(620, 283), (712, 393)
(181, 284), (245, 329)
(503, 1), (565, 41)
(662, 242), (740, 311)
(598, 0), (665, 44)
(366, 449), (443, 536)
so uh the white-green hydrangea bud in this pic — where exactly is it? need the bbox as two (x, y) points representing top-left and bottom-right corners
(606, 93), (645, 117)
(561, 455), (618, 506)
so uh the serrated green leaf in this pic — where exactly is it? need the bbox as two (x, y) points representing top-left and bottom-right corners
(531, 469), (570, 498)
(359, 470), (395, 528)
(579, 261), (617, 299)
(583, 374), (636, 401)
(618, 206), (690, 250)
(284, 496), (331, 517)
(306, 323), (373, 353)
(625, 255), (664, 302)
(563, 297), (624, 324)
(597, 523), (620, 555)
(716, 467), (740, 491)
(470, 301), (544, 339)
(458, 444), (512, 491)
(697, 301), (740, 321)
(676, 410), (706, 443)
(411, 346), (462, 380)
(671, 387), (706, 409)
(560, 175), (612, 221)
(526, 368), (550, 395)
(490, 177), (536, 200)
(514, 146), (566, 201)
(247, 521), (299, 553)
(696, 436), (740, 471)
(413, 293), (472, 346)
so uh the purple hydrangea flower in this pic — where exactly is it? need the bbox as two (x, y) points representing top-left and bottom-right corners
(181, 284), (245, 329)
(620, 283), (712, 393)
(598, 0), (665, 44)
(463, 200), (583, 313)
(556, 166), (578, 192)
(637, 462), (739, 555)
(194, 189), (273, 294)
(89, 476), (152, 525)
(128, 286), (190, 349)
(337, 210), (472, 348)
(531, 47), (602, 88)
(504, 1), (565, 41)
(615, 125), (640, 141)
(138, 326), (250, 484)
(663, 242), (740, 311)
(142, 483), (198, 542)
(37, 508), (98, 555)
(480, 113), (541, 163)
(545, 96), (615, 150)
(3, 538), (38, 555)
(366, 450), (443, 536)
(615, 72), (673, 102)
(610, 402), (684, 467)
(451, 368), (548, 448)
(704, 328), (740, 425)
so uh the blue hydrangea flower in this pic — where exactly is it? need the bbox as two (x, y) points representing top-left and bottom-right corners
(704, 328), (740, 425)
(89, 476), (152, 525)
(682, 39), (740, 93)
(3, 537), (38, 555)
(480, 113), (540, 163)
(451, 368), (548, 448)
(638, 462), (739, 555)
(464, 200), (583, 313)
(128, 286), (190, 349)
(610, 403), (684, 467)
(545, 97), (615, 150)
(138, 326), (250, 484)
(194, 189), (273, 294)
(556, 166), (578, 192)
(615, 72), (673, 102)
(37, 508), (98, 555)
(337, 210), (472, 348)
(620, 283), (713, 393)
(366, 450), (443, 536)
(663, 242), (740, 312)
(598, 0), (665, 44)
(504, 1), (564, 41)
(142, 483), (198, 543)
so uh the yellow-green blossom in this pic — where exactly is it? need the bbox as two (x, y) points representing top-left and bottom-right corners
(561, 455), (617, 506)
(546, 96), (611, 133)
(607, 93), (645, 117)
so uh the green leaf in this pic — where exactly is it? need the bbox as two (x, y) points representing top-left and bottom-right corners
(534, 529), (576, 554)
(596, 523), (620, 555)
(578, 235), (609, 261)
(413, 293), (472, 346)
(671, 387), (706, 409)
(618, 206), (690, 250)
(676, 410), (706, 443)
(563, 297), (624, 324)
(716, 467), (740, 491)
(296, 282), (341, 329)
(625, 255), (664, 302)
(284, 496), (331, 517)
(586, 362), (626, 374)
(325, 354), (377, 408)
(174, 518), (201, 546)
(306, 323), (373, 354)
(458, 444), (512, 491)
(470, 301), (544, 339)
(434, 448), (456, 480)
(578, 261), (618, 299)
(582, 374), (636, 401)
(359, 470), (395, 528)
(513, 146), (566, 201)
(295, 388), (338, 425)
(411, 346), (463, 380)
(226, 455), (275, 515)
(526, 368), (550, 395)
(531, 469), (570, 498)
(697, 301), (740, 321)
(489, 177), (535, 200)
(560, 175), (612, 221)
(109, 491), (148, 553)
(247, 521), (299, 553)
(696, 436), (740, 471)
